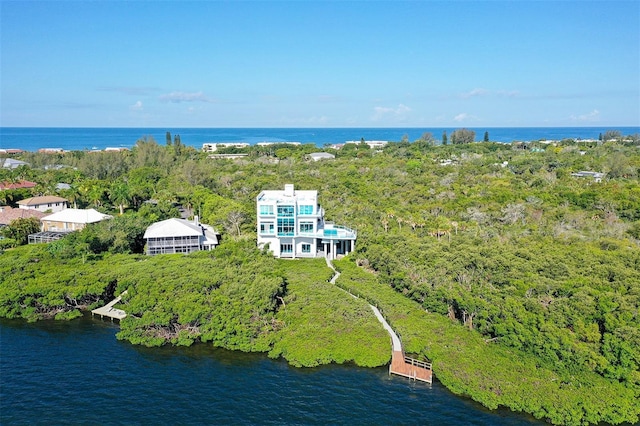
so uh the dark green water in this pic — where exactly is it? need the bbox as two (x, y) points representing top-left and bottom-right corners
(1, 315), (542, 425)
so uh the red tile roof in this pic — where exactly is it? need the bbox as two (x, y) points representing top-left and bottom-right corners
(0, 206), (46, 226)
(0, 180), (37, 190)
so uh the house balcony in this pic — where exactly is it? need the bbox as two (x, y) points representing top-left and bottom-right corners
(318, 223), (357, 240)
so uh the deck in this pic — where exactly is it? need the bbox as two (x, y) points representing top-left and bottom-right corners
(389, 351), (433, 383)
(91, 291), (127, 321)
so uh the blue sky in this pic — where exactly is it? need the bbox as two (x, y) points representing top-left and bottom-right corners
(1, 0), (638, 128)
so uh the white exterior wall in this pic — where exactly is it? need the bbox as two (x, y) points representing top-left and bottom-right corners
(257, 184), (355, 259)
(19, 202), (66, 213)
(256, 185), (320, 258)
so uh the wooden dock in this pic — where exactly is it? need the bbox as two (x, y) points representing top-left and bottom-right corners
(91, 290), (127, 321)
(369, 303), (433, 384)
(389, 351), (433, 384)
(326, 258), (433, 384)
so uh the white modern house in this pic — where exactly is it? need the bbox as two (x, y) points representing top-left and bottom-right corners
(18, 196), (68, 213)
(256, 184), (356, 259)
(143, 217), (219, 256)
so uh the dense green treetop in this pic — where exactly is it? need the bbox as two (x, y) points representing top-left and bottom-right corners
(1, 135), (639, 425)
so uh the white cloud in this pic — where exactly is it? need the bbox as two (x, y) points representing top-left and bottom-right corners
(129, 101), (143, 111)
(371, 104), (411, 122)
(460, 88), (489, 99)
(571, 109), (600, 122)
(453, 112), (480, 123)
(454, 113), (469, 122)
(159, 91), (213, 103)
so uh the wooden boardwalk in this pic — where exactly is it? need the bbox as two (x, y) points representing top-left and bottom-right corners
(91, 290), (127, 321)
(370, 305), (433, 384)
(390, 351), (433, 383)
(326, 258), (433, 384)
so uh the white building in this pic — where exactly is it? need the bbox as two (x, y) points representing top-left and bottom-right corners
(255, 141), (301, 147)
(256, 184), (356, 259)
(345, 140), (389, 149)
(18, 196), (68, 213)
(40, 208), (112, 232)
(143, 217), (219, 256)
(2, 158), (30, 169)
(307, 152), (335, 161)
(202, 142), (250, 152)
(571, 171), (605, 183)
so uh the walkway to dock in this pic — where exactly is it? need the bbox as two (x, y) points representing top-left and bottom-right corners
(91, 290), (128, 321)
(325, 258), (432, 384)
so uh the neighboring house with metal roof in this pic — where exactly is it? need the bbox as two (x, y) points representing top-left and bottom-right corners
(1, 158), (30, 169)
(18, 196), (68, 213)
(256, 184), (356, 259)
(0, 206), (46, 227)
(143, 217), (220, 256)
(307, 152), (335, 162)
(40, 208), (112, 232)
(571, 171), (606, 183)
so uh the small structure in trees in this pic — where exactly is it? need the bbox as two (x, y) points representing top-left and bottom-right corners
(571, 171), (605, 183)
(306, 152), (335, 161)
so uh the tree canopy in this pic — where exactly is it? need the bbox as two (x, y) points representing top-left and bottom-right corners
(1, 133), (640, 425)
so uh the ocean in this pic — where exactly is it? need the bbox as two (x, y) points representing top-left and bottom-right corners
(1, 127), (638, 152)
(0, 315), (541, 425)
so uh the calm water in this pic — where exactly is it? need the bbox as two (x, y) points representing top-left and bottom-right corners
(1, 127), (638, 152)
(0, 315), (541, 425)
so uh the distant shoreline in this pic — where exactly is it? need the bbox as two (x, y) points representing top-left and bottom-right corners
(1, 126), (638, 152)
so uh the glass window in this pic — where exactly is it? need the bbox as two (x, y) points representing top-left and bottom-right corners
(277, 218), (295, 236)
(277, 205), (294, 217)
(260, 222), (275, 234)
(280, 244), (293, 253)
(298, 205), (314, 215)
(259, 205), (274, 215)
(301, 244), (311, 253)
(299, 222), (314, 233)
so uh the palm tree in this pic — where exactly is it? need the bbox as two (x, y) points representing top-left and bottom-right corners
(61, 184), (81, 209)
(81, 181), (106, 208)
(109, 180), (131, 215)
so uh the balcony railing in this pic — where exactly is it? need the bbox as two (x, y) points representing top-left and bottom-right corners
(319, 224), (357, 239)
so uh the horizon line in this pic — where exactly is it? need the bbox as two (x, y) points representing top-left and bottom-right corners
(2, 125), (639, 130)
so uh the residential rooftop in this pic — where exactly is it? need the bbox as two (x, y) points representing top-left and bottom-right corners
(18, 196), (68, 206)
(257, 184), (318, 204)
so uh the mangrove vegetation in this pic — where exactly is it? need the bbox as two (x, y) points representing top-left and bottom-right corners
(1, 134), (639, 425)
